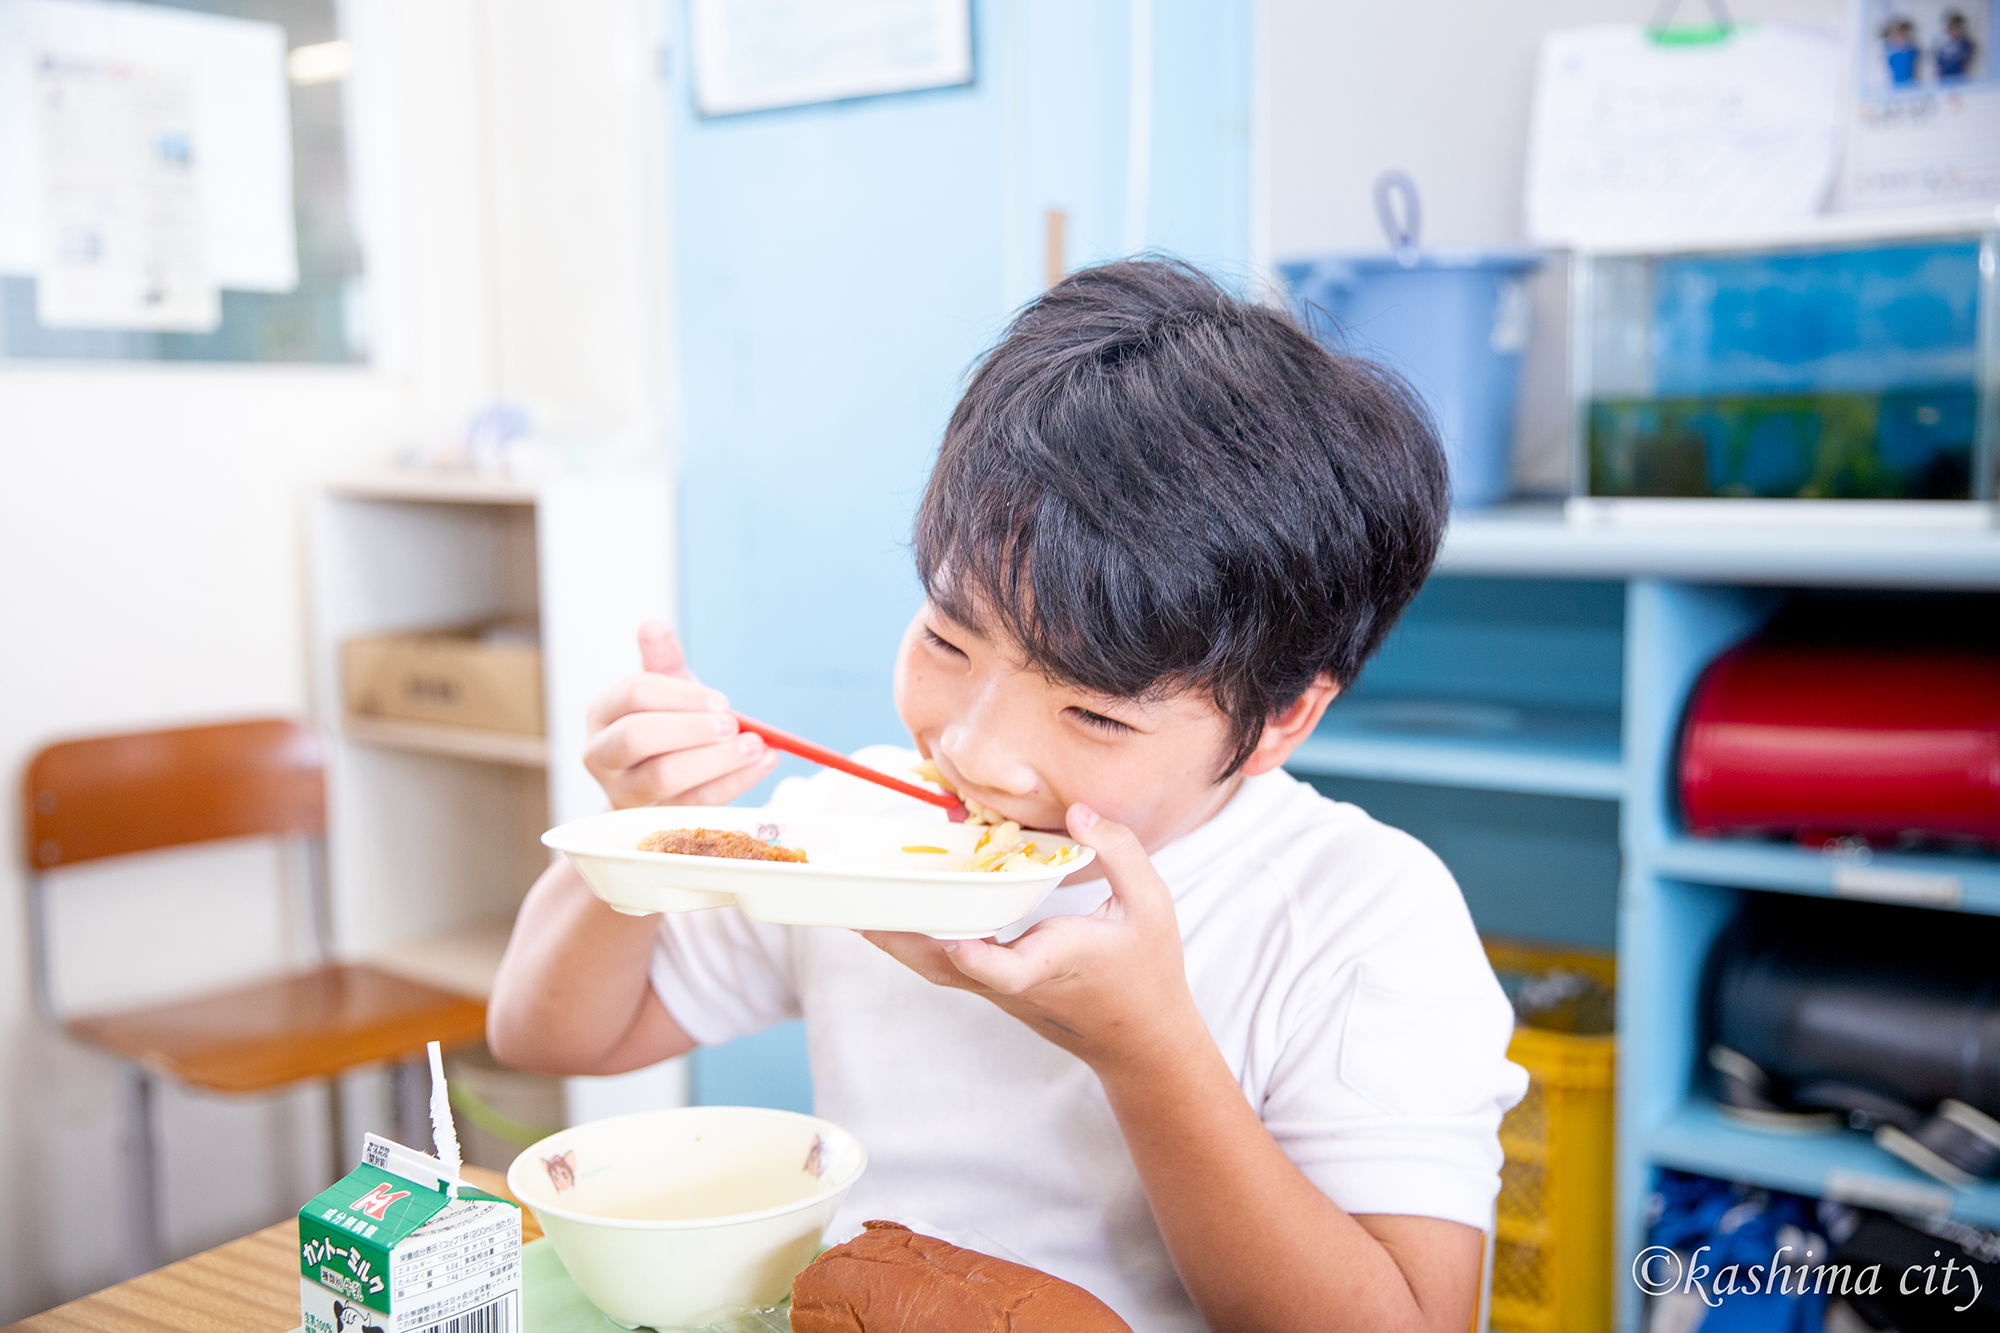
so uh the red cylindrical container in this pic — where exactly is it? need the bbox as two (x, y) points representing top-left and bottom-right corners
(1679, 642), (2000, 846)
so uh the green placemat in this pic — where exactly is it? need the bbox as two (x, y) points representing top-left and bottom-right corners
(522, 1236), (791, 1332)
(291, 1237), (792, 1333)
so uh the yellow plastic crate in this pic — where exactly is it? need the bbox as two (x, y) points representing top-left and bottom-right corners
(1483, 940), (1616, 1333)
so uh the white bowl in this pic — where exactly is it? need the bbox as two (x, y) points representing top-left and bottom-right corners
(507, 1106), (865, 1330)
(542, 806), (1095, 939)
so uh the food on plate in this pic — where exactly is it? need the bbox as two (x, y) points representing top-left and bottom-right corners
(631, 813), (1078, 875)
(910, 762), (1083, 873)
(969, 820), (1080, 874)
(636, 827), (808, 863)
(789, 1220), (1132, 1333)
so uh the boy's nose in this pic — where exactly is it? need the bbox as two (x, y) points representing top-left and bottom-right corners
(936, 721), (1038, 803)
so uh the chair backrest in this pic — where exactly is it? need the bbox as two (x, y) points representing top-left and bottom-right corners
(23, 718), (326, 870)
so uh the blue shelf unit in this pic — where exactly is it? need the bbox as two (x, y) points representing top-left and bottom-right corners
(1615, 579), (2000, 1330)
(1291, 554), (2000, 1331)
(1294, 577), (1627, 951)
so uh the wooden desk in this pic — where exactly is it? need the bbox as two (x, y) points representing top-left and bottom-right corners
(6, 1167), (541, 1333)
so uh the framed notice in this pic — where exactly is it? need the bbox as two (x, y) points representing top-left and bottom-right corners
(689, 0), (973, 117)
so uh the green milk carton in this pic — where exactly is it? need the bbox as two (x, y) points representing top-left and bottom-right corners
(299, 1134), (522, 1333)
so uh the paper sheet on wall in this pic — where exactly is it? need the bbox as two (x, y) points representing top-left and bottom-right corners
(34, 51), (216, 329)
(0, 0), (295, 300)
(689, 0), (973, 116)
(1524, 25), (1845, 246)
(1842, 0), (2000, 208)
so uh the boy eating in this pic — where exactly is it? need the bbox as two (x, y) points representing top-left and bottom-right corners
(489, 260), (1525, 1332)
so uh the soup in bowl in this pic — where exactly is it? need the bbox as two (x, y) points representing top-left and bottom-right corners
(507, 1106), (865, 1329)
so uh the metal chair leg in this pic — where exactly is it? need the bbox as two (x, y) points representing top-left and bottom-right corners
(390, 1054), (429, 1149)
(327, 1078), (346, 1184)
(125, 1066), (162, 1275)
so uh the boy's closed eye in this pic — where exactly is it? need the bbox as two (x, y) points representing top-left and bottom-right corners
(921, 617), (1143, 736)
(1066, 706), (1134, 736)
(921, 626), (967, 658)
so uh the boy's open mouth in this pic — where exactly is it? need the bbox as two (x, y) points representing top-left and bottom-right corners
(964, 794), (1066, 836)
(917, 755), (1065, 835)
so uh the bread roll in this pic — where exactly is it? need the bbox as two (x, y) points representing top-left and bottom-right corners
(790, 1220), (1132, 1333)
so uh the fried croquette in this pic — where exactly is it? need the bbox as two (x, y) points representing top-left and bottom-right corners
(636, 827), (808, 862)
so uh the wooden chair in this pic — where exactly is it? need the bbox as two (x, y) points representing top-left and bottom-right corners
(22, 719), (489, 1270)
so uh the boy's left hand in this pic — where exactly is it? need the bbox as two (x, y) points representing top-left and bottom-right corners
(863, 805), (1206, 1078)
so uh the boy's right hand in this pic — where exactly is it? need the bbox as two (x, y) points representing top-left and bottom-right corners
(582, 620), (777, 809)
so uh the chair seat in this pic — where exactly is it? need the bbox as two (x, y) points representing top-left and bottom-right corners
(66, 964), (489, 1095)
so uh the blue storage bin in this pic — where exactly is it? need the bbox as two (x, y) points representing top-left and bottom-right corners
(1282, 250), (1542, 509)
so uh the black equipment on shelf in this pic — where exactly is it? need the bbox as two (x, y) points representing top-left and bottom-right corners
(1701, 900), (2000, 1187)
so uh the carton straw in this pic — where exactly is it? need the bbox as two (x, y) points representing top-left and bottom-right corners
(426, 1040), (462, 1198)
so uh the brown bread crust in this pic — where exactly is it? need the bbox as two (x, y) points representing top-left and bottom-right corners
(790, 1220), (1132, 1332)
(636, 827), (807, 862)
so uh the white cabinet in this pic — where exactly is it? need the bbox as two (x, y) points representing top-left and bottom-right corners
(306, 466), (687, 1125)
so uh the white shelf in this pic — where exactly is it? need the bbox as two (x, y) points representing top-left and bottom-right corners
(309, 469), (671, 1024)
(1437, 504), (2000, 589)
(1559, 202), (2000, 257)
(1287, 700), (1623, 799)
(366, 919), (516, 1001)
(342, 715), (548, 767)
(327, 469), (540, 505)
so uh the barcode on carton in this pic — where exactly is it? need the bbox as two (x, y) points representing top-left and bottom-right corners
(420, 1292), (516, 1333)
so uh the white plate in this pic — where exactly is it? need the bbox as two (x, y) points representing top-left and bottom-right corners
(542, 806), (1095, 939)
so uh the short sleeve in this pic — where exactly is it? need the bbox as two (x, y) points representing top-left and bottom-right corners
(1262, 846), (1527, 1230)
(649, 907), (801, 1047)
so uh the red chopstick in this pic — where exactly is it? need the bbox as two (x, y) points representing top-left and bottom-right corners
(732, 713), (967, 821)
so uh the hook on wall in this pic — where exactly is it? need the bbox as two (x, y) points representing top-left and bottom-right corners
(1648, 0), (1735, 34)
(1373, 172), (1422, 267)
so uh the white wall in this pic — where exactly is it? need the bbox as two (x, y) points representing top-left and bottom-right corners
(0, 0), (669, 1319)
(485, 0), (675, 430)
(1262, 0), (1851, 492)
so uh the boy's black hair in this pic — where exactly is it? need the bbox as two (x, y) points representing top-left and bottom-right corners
(914, 258), (1448, 777)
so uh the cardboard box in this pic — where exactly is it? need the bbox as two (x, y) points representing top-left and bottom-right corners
(299, 1136), (522, 1333)
(342, 622), (543, 736)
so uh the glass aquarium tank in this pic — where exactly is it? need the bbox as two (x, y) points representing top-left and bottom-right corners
(1571, 225), (1997, 517)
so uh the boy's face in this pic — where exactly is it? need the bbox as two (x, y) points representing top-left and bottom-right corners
(893, 602), (1316, 859)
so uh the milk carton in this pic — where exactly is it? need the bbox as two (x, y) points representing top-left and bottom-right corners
(299, 1135), (522, 1333)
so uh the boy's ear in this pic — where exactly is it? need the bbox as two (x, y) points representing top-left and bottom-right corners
(1238, 674), (1340, 777)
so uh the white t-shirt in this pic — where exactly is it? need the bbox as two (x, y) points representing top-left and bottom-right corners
(650, 747), (1526, 1332)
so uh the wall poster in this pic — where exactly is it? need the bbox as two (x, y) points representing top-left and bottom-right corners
(1846, 0), (2000, 207)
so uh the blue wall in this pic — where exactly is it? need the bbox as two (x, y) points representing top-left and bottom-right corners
(667, 0), (1251, 1109)
(670, 0), (1252, 753)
